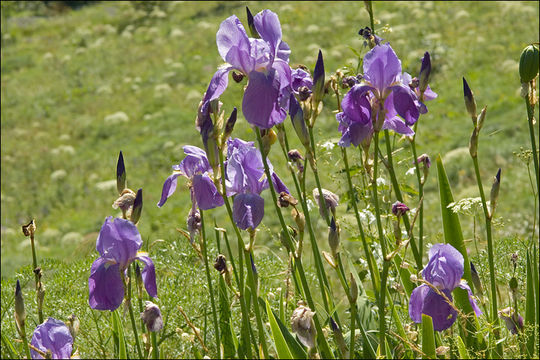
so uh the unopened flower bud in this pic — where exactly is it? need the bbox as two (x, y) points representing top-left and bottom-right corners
(329, 317), (347, 356)
(130, 188), (143, 224)
(291, 302), (317, 349)
(328, 217), (340, 256)
(470, 262), (483, 295)
(141, 301), (163, 332)
(312, 50), (325, 104)
(14, 280), (26, 331)
(477, 106), (487, 131)
(278, 192), (298, 208)
(22, 219), (36, 237)
(232, 71), (244, 83)
(462, 77), (477, 121)
(289, 94), (311, 149)
(117, 151), (126, 195)
(391, 201), (409, 217)
(222, 107), (237, 143)
(469, 128), (478, 158)
(261, 128), (277, 157)
(292, 208), (305, 233)
(349, 272), (358, 303)
(418, 52), (431, 94)
(489, 168), (501, 217)
(245, 6), (260, 38)
(312, 188), (339, 218)
(519, 44), (539, 83)
(67, 314), (80, 339)
(214, 254), (228, 274)
(509, 277), (518, 292)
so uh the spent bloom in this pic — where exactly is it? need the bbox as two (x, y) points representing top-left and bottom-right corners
(157, 145), (223, 210)
(30, 317), (73, 359)
(498, 307), (524, 334)
(88, 217), (157, 311)
(227, 137), (288, 229)
(141, 301), (164, 332)
(392, 201), (409, 217)
(336, 44), (437, 147)
(202, 9), (292, 129)
(409, 244), (482, 331)
(291, 301), (317, 349)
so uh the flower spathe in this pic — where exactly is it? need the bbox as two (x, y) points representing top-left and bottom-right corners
(204, 9), (292, 129)
(409, 243), (482, 331)
(157, 145), (223, 210)
(88, 217), (157, 311)
(30, 317), (73, 359)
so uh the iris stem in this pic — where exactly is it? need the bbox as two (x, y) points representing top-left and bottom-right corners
(471, 156), (502, 358)
(200, 210), (220, 356)
(255, 127), (333, 359)
(217, 149), (253, 359)
(308, 126), (331, 226)
(525, 93), (540, 199)
(29, 232), (43, 324)
(410, 123), (425, 256)
(151, 331), (158, 359)
(381, 130), (422, 269)
(276, 126), (334, 320)
(126, 266), (144, 359)
(341, 147), (380, 297)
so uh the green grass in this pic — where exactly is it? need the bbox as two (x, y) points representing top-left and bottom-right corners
(1, 1), (539, 358)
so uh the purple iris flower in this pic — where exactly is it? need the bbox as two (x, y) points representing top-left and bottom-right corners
(88, 217), (157, 311)
(203, 9), (292, 129)
(157, 145), (224, 210)
(336, 44), (436, 145)
(409, 243), (482, 331)
(226, 137), (288, 229)
(291, 68), (313, 94)
(30, 318), (73, 359)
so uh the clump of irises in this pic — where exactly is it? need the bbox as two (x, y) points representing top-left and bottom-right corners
(8, 3), (538, 360)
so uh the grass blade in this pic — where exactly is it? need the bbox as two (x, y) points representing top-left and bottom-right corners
(525, 250), (536, 357)
(421, 314), (436, 359)
(456, 335), (470, 359)
(266, 299), (294, 359)
(111, 309), (127, 360)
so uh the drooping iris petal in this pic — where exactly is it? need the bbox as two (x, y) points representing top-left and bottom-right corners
(422, 288), (458, 331)
(458, 282), (483, 316)
(95, 217), (142, 269)
(30, 318), (73, 360)
(271, 172), (289, 194)
(157, 173), (181, 208)
(363, 43), (402, 92)
(192, 174), (225, 210)
(88, 257), (124, 311)
(203, 67), (232, 105)
(242, 69), (281, 129)
(136, 254), (158, 298)
(336, 84), (373, 147)
(409, 284), (430, 323)
(233, 193), (265, 230)
(423, 243), (464, 290)
(391, 85), (419, 126)
(216, 15), (250, 66)
(382, 116), (415, 136)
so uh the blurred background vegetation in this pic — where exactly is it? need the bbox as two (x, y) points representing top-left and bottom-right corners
(1, 2), (538, 357)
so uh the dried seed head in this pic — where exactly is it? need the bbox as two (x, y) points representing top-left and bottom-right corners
(141, 301), (163, 332)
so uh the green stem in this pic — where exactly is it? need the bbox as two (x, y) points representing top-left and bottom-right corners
(30, 234), (43, 324)
(127, 266), (144, 359)
(341, 147), (380, 296)
(216, 149), (252, 359)
(308, 126), (331, 226)
(525, 94), (540, 198)
(255, 127), (333, 358)
(410, 125), (425, 255)
(151, 331), (158, 359)
(277, 126), (334, 319)
(471, 156), (502, 358)
(371, 132), (389, 357)
(20, 326), (32, 360)
(200, 210), (220, 356)
(245, 248), (269, 359)
(382, 130), (422, 269)
(349, 301), (357, 359)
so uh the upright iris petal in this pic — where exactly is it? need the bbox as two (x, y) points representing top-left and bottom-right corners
(30, 318), (73, 359)
(335, 84), (372, 147)
(89, 217), (157, 311)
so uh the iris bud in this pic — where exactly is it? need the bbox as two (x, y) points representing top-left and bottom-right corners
(519, 44), (539, 83)
(289, 94), (311, 149)
(245, 7), (260, 38)
(469, 128), (478, 158)
(312, 50), (325, 104)
(419, 52), (431, 94)
(470, 262), (483, 295)
(489, 168), (501, 218)
(349, 272), (358, 303)
(328, 217), (340, 257)
(329, 317), (347, 356)
(477, 106), (487, 132)
(130, 188), (143, 224)
(222, 108), (237, 143)
(462, 77), (477, 121)
(14, 280), (26, 332)
(116, 151), (127, 195)
(141, 301), (163, 332)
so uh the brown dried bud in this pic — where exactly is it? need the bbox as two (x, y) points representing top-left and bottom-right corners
(312, 188), (339, 217)
(214, 254), (228, 274)
(291, 301), (317, 349)
(278, 192), (298, 208)
(22, 219), (36, 237)
(67, 314), (80, 339)
(112, 188), (136, 212)
(298, 86), (312, 101)
(232, 71), (244, 83)
(141, 301), (163, 332)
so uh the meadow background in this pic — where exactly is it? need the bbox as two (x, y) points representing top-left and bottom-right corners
(1, 1), (538, 358)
